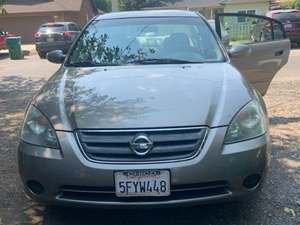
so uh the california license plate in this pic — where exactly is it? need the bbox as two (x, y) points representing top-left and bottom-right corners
(284, 24), (293, 29)
(47, 38), (54, 42)
(115, 170), (170, 197)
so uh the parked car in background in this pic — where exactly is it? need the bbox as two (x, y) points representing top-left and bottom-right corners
(267, 9), (300, 46)
(0, 29), (14, 50)
(35, 22), (80, 58)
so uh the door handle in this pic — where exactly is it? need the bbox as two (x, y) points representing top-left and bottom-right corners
(275, 50), (284, 56)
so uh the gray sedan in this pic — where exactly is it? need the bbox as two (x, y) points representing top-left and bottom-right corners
(18, 10), (290, 207)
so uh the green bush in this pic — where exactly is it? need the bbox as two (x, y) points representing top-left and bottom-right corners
(93, 0), (112, 12)
(280, 0), (300, 9)
(118, 0), (180, 11)
(0, 0), (7, 15)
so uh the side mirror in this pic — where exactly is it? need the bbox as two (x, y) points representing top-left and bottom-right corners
(47, 50), (66, 64)
(228, 44), (251, 57)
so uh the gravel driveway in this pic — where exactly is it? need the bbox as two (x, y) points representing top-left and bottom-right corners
(0, 50), (299, 225)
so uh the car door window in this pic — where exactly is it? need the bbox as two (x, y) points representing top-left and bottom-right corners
(216, 14), (286, 45)
(68, 24), (80, 31)
(215, 13), (289, 95)
(273, 20), (285, 40)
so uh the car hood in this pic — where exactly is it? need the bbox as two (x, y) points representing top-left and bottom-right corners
(34, 63), (253, 131)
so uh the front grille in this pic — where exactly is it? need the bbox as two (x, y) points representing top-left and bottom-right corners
(58, 181), (230, 203)
(76, 127), (208, 163)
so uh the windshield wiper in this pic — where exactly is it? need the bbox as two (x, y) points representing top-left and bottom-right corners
(128, 58), (203, 65)
(67, 61), (100, 67)
(67, 62), (119, 67)
(67, 59), (204, 67)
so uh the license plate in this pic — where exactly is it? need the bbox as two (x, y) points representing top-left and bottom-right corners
(47, 38), (54, 42)
(284, 24), (293, 29)
(115, 170), (170, 197)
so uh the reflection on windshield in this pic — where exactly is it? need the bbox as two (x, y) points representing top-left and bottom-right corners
(69, 31), (156, 66)
(67, 17), (225, 67)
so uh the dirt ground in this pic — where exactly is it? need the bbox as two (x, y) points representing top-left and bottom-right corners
(0, 49), (299, 225)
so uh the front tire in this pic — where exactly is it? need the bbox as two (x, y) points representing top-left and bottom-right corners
(38, 51), (46, 59)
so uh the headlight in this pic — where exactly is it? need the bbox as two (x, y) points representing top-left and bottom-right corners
(224, 100), (268, 144)
(21, 105), (59, 149)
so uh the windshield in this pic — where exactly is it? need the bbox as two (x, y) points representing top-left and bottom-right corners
(39, 24), (65, 33)
(67, 17), (225, 67)
(273, 11), (300, 22)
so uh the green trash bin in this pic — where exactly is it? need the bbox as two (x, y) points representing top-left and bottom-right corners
(6, 36), (23, 60)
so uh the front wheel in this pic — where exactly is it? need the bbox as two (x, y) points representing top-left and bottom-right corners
(38, 51), (46, 59)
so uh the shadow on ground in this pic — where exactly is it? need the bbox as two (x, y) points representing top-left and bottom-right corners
(0, 52), (9, 60)
(270, 116), (300, 126)
(0, 75), (45, 211)
(40, 202), (255, 225)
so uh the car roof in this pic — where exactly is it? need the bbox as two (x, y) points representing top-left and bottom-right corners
(267, 9), (299, 15)
(95, 10), (200, 20)
(41, 22), (77, 26)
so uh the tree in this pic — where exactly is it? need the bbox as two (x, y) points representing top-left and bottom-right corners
(93, 0), (112, 13)
(280, 0), (300, 9)
(0, 0), (7, 15)
(293, 0), (300, 8)
(118, 0), (179, 11)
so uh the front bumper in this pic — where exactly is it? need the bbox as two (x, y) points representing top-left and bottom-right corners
(18, 127), (270, 207)
(35, 41), (72, 53)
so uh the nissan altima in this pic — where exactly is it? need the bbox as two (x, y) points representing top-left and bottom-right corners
(18, 10), (290, 207)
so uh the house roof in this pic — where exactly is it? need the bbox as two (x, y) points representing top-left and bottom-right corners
(170, 0), (224, 8)
(97, 10), (199, 20)
(148, 0), (269, 9)
(222, 0), (270, 4)
(4, 0), (93, 14)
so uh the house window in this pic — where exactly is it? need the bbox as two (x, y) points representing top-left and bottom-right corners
(238, 10), (256, 22)
(247, 10), (256, 15)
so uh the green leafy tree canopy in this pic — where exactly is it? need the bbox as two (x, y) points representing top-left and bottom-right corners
(118, 0), (179, 11)
(280, 0), (300, 9)
(0, 0), (7, 15)
(93, 0), (112, 13)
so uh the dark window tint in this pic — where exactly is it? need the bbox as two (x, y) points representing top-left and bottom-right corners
(39, 24), (65, 33)
(273, 11), (300, 22)
(68, 24), (80, 31)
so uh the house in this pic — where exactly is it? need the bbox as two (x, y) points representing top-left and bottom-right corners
(0, 0), (98, 43)
(145, 0), (225, 19)
(223, 0), (271, 15)
(143, 0), (271, 19)
(166, 0), (225, 19)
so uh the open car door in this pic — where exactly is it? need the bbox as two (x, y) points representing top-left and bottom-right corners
(215, 13), (290, 95)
